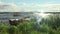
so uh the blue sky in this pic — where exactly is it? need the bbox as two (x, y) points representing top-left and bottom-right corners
(0, 0), (60, 4)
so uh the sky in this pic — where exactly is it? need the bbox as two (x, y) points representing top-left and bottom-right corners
(0, 0), (60, 12)
(0, 0), (60, 4)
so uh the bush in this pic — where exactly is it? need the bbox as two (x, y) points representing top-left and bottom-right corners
(8, 26), (18, 34)
(0, 24), (9, 34)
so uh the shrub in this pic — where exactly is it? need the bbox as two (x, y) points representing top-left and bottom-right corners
(0, 24), (9, 34)
(8, 26), (18, 34)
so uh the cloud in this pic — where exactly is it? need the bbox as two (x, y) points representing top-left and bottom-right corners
(0, 2), (19, 12)
(0, 2), (60, 12)
(18, 3), (60, 12)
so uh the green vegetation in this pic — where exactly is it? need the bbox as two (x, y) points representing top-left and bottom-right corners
(0, 14), (60, 34)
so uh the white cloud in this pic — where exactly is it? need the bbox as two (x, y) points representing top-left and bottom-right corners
(0, 2), (60, 12)
(18, 3), (60, 12)
(0, 2), (19, 12)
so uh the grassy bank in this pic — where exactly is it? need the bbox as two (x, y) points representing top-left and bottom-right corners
(0, 14), (60, 34)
